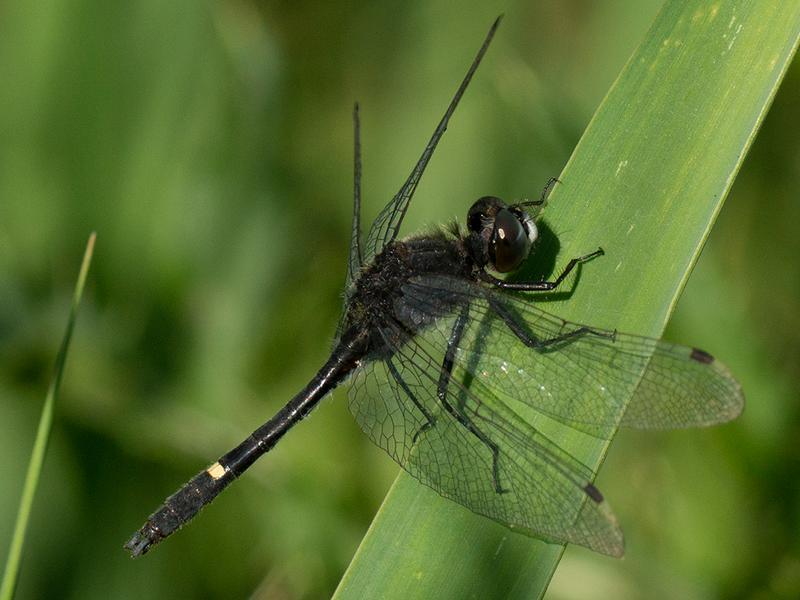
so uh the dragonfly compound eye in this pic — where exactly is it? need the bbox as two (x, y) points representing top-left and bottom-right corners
(467, 196), (504, 236)
(491, 208), (533, 272)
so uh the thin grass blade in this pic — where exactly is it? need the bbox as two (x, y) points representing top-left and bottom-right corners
(0, 233), (96, 600)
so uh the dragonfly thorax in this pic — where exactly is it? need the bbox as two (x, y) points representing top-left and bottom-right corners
(342, 235), (476, 355)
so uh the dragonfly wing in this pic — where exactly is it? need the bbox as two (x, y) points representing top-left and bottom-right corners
(348, 316), (624, 556)
(345, 103), (364, 291)
(400, 275), (744, 438)
(362, 18), (501, 264)
(620, 342), (743, 428)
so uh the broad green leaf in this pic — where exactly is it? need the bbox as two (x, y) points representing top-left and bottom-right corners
(0, 233), (96, 600)
(334, 2), (800, 598)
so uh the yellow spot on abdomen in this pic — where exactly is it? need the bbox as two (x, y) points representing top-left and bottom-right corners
(207, 462), (226, 480)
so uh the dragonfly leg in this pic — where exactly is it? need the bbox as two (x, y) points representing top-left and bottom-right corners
(517, 176), (560, 212)
(489, 296), (615, 351)
(386, 356), (437, 443)
(437, 304), (507, 494)
(538, 176), (560, 204)
(479, 247), (604, 291)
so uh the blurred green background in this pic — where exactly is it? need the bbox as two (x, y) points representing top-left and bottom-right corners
(0, 1), (797, 599)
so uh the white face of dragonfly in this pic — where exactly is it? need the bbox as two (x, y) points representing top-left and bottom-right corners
(467, 196), (537, 273)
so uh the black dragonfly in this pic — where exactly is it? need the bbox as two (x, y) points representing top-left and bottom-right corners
(125, 17), (743, 558)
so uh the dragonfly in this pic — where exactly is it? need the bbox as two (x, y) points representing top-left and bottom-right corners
(125, 16), (743, 558)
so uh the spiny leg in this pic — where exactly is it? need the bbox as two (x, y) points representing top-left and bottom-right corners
(539, 176), (560, 204)
(436, 304), (506, 494)
(488, 296), (615, 352)
(386, 356), (436, 443)
(479, 247), (604, 291)
(517, 176), (560, 214)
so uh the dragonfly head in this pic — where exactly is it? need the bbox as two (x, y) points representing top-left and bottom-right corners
(467, 196), (538, 273)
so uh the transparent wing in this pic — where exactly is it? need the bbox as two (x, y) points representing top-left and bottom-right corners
(400, 275), (744, 439)
(349, 317), (624, 556)
(362, 17), (501, 264)
(345, 103), (363, 292)
(335, 104), (365, 344)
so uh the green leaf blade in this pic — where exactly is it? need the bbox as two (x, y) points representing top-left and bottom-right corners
(0, 233), (96, 600)
(336, 2), (800, 599)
